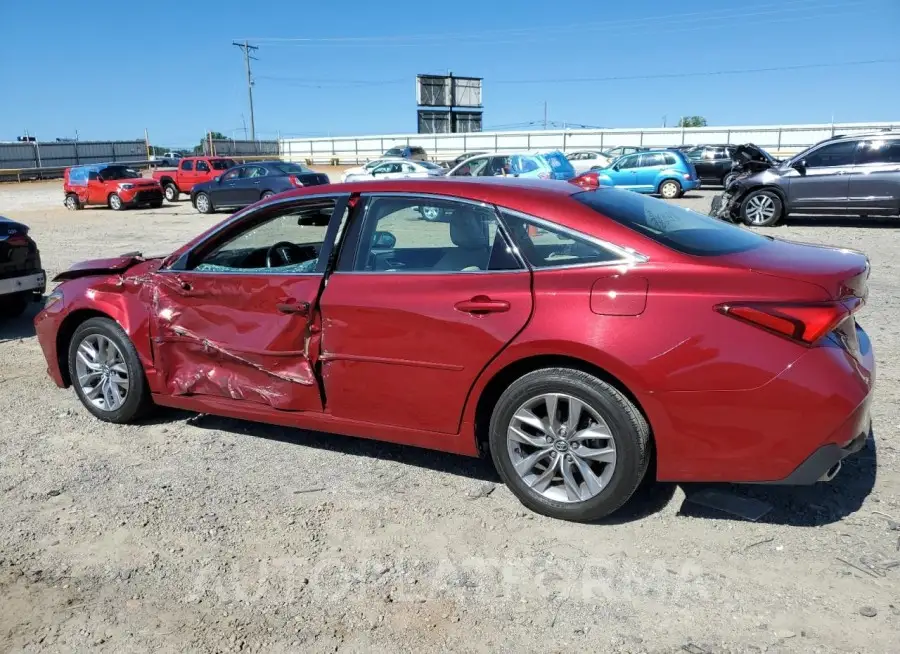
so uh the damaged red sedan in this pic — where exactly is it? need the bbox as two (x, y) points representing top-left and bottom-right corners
(34, 178), (874, 522)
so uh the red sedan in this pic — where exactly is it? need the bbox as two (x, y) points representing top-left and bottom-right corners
(34, 178), (874, 522)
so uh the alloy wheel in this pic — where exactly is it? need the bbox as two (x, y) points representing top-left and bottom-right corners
(65, 195), (78, 210)
(74, 334), (129, 412)
(660, 181), (679, 199)
(196, 194), (210, 213)
(745, 194), (776, 225)
(165, 185), (177, 201)
(506, 392), (617, 503)
(109, 194), (123, 210)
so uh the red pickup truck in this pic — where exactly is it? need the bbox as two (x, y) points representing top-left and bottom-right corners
(152, 156), (236, 202)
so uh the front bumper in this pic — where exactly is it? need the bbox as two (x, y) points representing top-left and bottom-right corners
(0, 270), (46, 298)
(121, 188), (163, 205)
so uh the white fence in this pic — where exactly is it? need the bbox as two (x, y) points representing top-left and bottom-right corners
(280, 121), (899, 165)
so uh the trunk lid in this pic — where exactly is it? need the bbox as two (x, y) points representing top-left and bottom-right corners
(0, 216), (41, 280)
(716, 238), (869, 301)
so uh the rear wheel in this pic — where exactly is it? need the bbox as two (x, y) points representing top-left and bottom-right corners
(108, 193), (125, 211)
(658, 179), (682, 199)
(741, 189), (783, 227)
(64, 194), (82, 211)
(195, 192), (213, 214)
(489, 368), (651, 522)
(164, 183), (179, 202)
(68, 317), (152, 423)
(419, 206), (444, 222)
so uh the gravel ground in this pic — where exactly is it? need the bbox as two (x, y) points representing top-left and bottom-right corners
(1, 176), (899, 653)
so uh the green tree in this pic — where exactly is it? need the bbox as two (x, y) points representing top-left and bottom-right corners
(194, 131), (228, 154)
(677, 116), (708, 128)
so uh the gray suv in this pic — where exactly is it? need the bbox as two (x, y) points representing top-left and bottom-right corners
(711, 131), (900, 226)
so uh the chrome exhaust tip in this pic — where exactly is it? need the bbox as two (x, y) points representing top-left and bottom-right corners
(818, 461), (842, 482)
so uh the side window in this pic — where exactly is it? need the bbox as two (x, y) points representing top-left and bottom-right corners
(663, 153), (679, 166)
(804, 141), (858, 168)
(617, 155), (640, 169)
(639, 153), (665, 167)
(222, 168), (242, 182)
(401, 163), (417, 173)
(192, 199), (344, 274)
(501, 211), (621, 268)
(856, 140), (900, 165)
(242, 166), (265, 178)
(712, 148), (729, 160)
(486, 156), (510, 176)
(353, 197), (519, 273)
(196, 160), (210, 173)
(516, 156), (540, 174)
(181, 160), (194, 171)
(454, 157), (489, 177)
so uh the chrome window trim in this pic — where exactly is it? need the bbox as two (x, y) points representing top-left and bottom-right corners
(157, 192), (350, 274)
(344, 191), (528, 275)
(496, 206), (648, 268)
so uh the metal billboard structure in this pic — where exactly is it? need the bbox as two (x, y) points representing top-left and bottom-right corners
(416, 74), (483, 134)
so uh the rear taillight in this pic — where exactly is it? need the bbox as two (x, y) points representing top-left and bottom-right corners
(5, 234), (30, 246)
(569, 172), (600, 190)
(288, 175), (304, 187)
(715, 300), (862, 345)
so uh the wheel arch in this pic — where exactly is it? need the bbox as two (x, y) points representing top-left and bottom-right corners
(159, 176), (176, 186)
(739, 183), (787, 204)
(55, 308), (116, 387)
(656, 176), (682, 193)
(471, 353), (653, 457)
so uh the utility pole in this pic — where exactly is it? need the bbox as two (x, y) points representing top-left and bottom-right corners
(233, 40), (259, 141)
(543, 101), (548, 130)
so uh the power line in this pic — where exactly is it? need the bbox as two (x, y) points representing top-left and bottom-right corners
(252, 57), (899, 89)
(232, 41), (259, 141)
(239, 0), (870, 45)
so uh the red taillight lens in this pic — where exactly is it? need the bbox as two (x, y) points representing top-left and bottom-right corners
(288, 175), (304, 187)
(5, 234), (29, 246)
(569, 172), (600, 190)
(716, 301), (861, 345)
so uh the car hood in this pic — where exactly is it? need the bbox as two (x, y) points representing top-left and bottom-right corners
(733, 143), (779, 166)
(0, 215), (29, 233)
(53, 253), (164, 282)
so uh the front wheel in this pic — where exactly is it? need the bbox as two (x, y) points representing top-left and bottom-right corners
(489, 368), (651, 522)
(194, 192), (214, 214)
(68, 317), (152, 423)
(658, 179), (682, 199)
(108, 193), (125, 211)
(741, 189), (783, 227)
(164, 183), (179, 202)
(261, 191), (275, 201)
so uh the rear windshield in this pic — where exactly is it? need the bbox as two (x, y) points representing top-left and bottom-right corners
(211, 159), (236, 170)
(385, 148), (404, 156)
(275, 162), (312, 174)
(574, 190), (767, 256)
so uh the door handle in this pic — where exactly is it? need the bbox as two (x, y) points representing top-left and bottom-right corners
(454, 297), (510, 314)
(276, 301), (310, 316)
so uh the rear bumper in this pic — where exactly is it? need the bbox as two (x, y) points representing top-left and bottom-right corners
(765, 425), (869, 485)
(0, 270), (45, 298)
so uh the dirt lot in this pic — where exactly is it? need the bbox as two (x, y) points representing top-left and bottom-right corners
(1, 175), (899, 653)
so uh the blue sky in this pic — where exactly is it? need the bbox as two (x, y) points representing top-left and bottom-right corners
(2, 0), (898, 147)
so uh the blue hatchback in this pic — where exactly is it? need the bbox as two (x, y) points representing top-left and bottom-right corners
(591, 149), (700, 199)
(448, 150), (576, 180)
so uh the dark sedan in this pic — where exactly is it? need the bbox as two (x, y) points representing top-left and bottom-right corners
(190, 161), (330, 213)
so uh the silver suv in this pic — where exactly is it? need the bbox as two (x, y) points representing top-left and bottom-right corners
(711, 131), (900, 226)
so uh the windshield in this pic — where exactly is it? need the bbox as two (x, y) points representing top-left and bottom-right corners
(574, 189), (767, 256)
(275, 162), (312, 175)
(211, 159), (236, 170)
(100, 166), (140, 180)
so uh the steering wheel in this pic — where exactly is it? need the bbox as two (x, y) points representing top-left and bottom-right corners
(265, 241), (306, 268)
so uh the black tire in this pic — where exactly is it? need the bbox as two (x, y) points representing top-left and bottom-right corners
(658, 179), (682, 199)
(261, 191), (275, 200)
(489, 367), (652, 523)
(108, 193), (125, 211)
(64, 194), (82, 211)
(740, 189), (783, 227)
(67, 317), (152, 423)
(164, 183), (179, 202)
(194, 192), (214, 214)
(0, 292), (29, 318)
